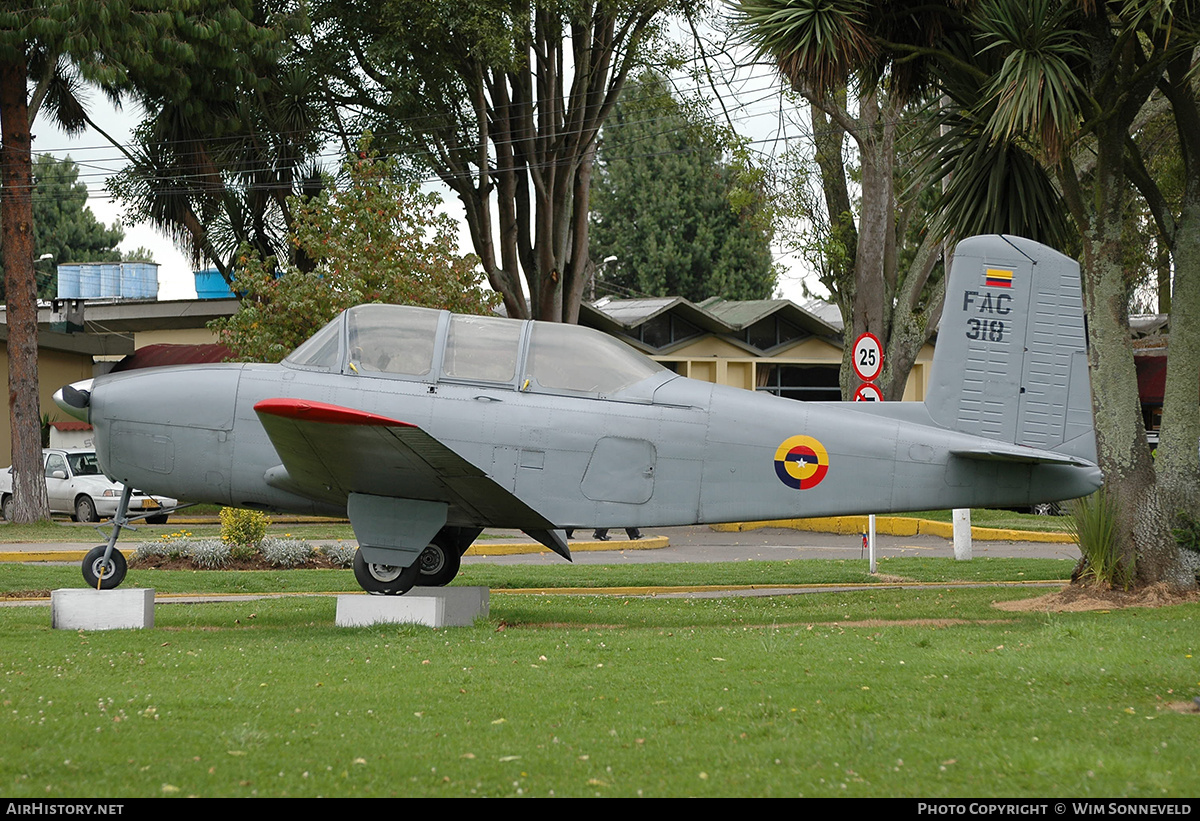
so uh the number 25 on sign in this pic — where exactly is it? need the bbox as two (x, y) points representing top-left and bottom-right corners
(852, 332), (883, 383)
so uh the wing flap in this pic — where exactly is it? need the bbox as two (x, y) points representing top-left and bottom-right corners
(254, 398), (556, 529)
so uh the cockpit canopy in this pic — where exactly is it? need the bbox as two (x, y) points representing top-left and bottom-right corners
(284, 304), (669, 397)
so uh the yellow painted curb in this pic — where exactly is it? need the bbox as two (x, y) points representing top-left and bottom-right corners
(0, 551), (88, 562)
(0, 537), (672, 563)
(493, 579), (1070, 595)
(711, 516), (1074, 544)
(465, 535), (669, 556)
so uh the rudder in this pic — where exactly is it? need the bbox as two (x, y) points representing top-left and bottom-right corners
(925, 235), (1095, 460)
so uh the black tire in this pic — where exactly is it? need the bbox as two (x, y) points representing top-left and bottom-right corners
(75, 496), (99, 523)
(1, 495), (12, 522)
(145, 514), (169, 525)
(353, 549), (420, 595)
(417, 538), (462, 587)
(82, 545), (127, 590)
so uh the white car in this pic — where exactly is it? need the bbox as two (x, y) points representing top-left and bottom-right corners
(0, 449), (177, 524)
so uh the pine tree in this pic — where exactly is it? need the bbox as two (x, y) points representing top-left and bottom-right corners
(589, 71), (777, 303)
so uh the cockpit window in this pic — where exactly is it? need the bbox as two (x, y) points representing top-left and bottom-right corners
(442, 314), (522, 383)
(346, 305), (441, 376)
(284, 314), (343, 370)
(525, 321), (666, 394)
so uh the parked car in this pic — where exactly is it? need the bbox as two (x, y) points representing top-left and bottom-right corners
(0, 449), (176, 524)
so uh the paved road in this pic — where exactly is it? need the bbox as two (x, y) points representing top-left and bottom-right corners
(461, 525), (1080, 565)
(0, 523), (1079, 565)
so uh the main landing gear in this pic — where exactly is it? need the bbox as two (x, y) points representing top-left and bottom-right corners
(352, 528), (477, 595)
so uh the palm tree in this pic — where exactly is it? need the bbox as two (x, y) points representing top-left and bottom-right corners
(109, 61), (330, 282)
(940, 0), (1200, 588)
(0, 2), (293, 522)
(733, 0), (1200, 588)
(730, 0), (984, 400)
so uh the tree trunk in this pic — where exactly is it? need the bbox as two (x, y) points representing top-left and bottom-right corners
(0, 58), (49, 522)
(1154, 60), (1200, 527)
(1075, 130), (1191, 588)
(807, 90), (939, 401)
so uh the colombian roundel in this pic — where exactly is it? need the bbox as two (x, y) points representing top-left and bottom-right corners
(774, 435), (829, 490)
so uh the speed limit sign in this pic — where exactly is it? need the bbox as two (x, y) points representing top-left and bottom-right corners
(852, 332), (883, 383)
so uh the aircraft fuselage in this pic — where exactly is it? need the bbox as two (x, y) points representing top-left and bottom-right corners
(88, 361), (1100, 530)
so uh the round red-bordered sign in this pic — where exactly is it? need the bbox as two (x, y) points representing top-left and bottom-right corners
(852, 332), (883, 382)
(853, 382), (884, 402)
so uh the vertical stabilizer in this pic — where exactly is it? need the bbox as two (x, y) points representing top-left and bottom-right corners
(925, 235), (1095, 460)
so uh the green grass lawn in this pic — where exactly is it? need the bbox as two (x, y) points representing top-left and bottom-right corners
(1, 559), (1196, 798)
(905, 508), (1075, 533)
(0, 518), (361, 543)
(1, 556), (1075, 596)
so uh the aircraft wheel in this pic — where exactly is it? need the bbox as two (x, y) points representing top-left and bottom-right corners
(353, 550), (420, 595)
(82, 545), (127, 590)
(417, 538), (461, 587)
(1031, 502), (1061, 516)
(75, 496), (99, 523)
(1, 494), (12, 522)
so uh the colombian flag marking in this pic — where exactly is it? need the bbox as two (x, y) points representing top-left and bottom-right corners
(774, 435), (830, 490)
(985, 267), (1014, 288)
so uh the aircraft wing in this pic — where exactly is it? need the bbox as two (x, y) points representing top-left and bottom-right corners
(253, 397), (558, 530)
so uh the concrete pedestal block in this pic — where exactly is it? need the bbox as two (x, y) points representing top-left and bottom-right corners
(336, 587), (489, 628)
(51, 588), (155, 630)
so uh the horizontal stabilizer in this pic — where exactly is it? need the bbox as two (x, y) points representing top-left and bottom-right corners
(949, 445), (1093, 467)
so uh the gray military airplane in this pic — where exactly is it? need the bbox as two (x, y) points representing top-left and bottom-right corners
(55, 234), (1101, 594)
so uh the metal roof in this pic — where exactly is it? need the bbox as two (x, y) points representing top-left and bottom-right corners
(583, 294), (841, 348)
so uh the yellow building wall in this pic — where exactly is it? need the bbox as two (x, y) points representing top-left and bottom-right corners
(773, 336), (844, 363)
(650, 335), (936, 401)
(669, 336), (753, 359)
(900, 345), (936, 401)
(0, 348), (95, 466)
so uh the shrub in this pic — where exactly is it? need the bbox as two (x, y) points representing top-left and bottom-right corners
(1067, 490), (1133, 589)
(131, 541), (174, 562)
(189, 539), (233, 569)
(132, 530), (193, 562)
(1173, 511), (1200, 554)
(220, 508), (271, 548)
(260, 538), (314, 568)
(320, 543), (357, 568)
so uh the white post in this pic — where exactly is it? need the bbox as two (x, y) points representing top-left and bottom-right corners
(869, 513), (877, 574)
(953, 508), (972, 560)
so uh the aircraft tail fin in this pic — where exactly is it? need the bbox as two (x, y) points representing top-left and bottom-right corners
(924, 235), (1095, 462)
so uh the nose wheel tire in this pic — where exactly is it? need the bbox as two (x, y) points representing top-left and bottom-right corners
(353, 550), (420, 595)
(82, 545), (127, 590)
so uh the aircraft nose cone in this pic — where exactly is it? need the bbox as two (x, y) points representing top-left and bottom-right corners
(53, 378), (93, 422)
